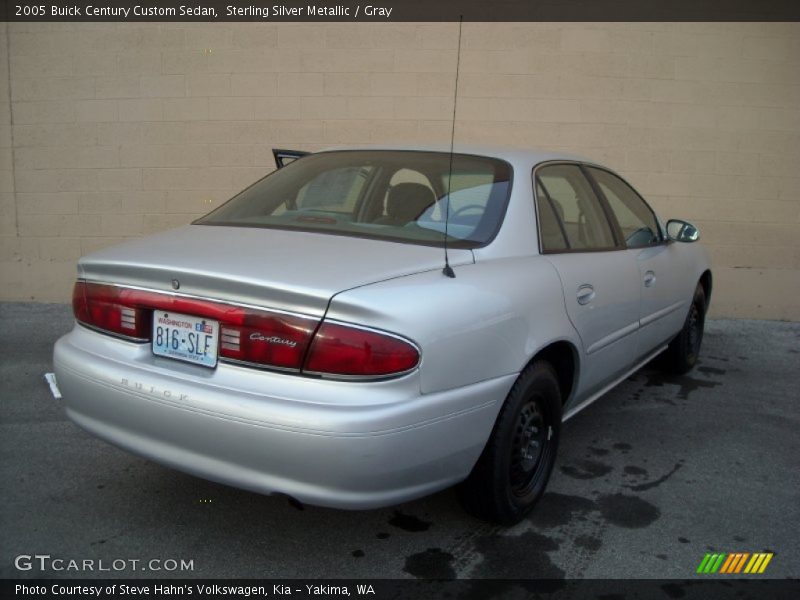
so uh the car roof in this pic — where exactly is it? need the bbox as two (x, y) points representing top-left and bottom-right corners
(315, 144), (598, 169)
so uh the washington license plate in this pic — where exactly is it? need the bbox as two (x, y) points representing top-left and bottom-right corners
(152, 310), (219, 368)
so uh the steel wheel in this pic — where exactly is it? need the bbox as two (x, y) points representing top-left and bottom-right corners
(661, 283), (706, 375)
(687, 302), (703, 360)
(459, 361), (562, 525)
(509, 399), (551, 497)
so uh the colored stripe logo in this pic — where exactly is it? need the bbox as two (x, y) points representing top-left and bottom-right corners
(697, 552), (773, 574)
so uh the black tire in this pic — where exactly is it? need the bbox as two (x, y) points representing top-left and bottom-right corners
(458, 361), (562, 525)
(661, 283), (706, 375)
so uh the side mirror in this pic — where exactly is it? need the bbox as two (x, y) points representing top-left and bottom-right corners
(666, 219), (700, 243)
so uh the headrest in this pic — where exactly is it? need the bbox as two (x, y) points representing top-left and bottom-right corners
(386, 183), (436, 223)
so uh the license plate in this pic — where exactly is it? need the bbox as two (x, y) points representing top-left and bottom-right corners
(152, 310), (219, 368)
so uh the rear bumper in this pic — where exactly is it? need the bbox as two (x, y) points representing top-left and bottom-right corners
(54, 325), (514, 509)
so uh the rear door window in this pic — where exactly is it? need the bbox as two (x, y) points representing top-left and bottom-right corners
(535, 164), (617, 252)
(535, 181), (569, 251)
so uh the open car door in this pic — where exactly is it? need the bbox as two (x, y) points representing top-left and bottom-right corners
(273, 149), (309, 169)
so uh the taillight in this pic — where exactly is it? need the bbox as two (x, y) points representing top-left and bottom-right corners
(216, 314), (312, 370)
(303, 322), (419, 377)
(72, 281), (315, 369)
(73, 281), (420, 378)
(73, 281), (151, 339)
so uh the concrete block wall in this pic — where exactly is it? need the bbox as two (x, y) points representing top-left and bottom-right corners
(0, 22), (798, 319)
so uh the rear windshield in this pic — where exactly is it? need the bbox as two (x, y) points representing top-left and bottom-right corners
(195, 150), (513, 248)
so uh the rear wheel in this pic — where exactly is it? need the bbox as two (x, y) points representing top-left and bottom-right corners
(661, 283), (706, 375)
(459, 361), (561, 525)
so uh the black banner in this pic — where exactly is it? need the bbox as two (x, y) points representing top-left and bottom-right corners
(2, 0), (800, 22)
(3, 579), (800, 600)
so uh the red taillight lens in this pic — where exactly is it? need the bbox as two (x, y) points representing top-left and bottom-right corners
(72, 281), (315, 370)
(73, 281), (419, 377)
(217, 315), (312, 369)
(73, 281), (151, 339)
(303, 322), (419, 377)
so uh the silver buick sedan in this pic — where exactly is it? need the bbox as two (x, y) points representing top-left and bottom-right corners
(54, 146), (711, 524)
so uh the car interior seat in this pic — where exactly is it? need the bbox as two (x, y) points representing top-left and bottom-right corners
(374, 183), (437, 226)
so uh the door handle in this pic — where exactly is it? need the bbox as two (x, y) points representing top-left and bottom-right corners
(576, 284), (595, 305)
(644, 271), (656, 287)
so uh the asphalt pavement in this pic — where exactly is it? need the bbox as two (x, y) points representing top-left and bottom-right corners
(1, 302), (798, 582)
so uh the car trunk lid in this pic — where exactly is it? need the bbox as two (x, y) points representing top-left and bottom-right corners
(78, 225), (473, 316)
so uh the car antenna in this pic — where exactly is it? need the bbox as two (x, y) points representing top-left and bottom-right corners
(442, 15), (463, 279)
